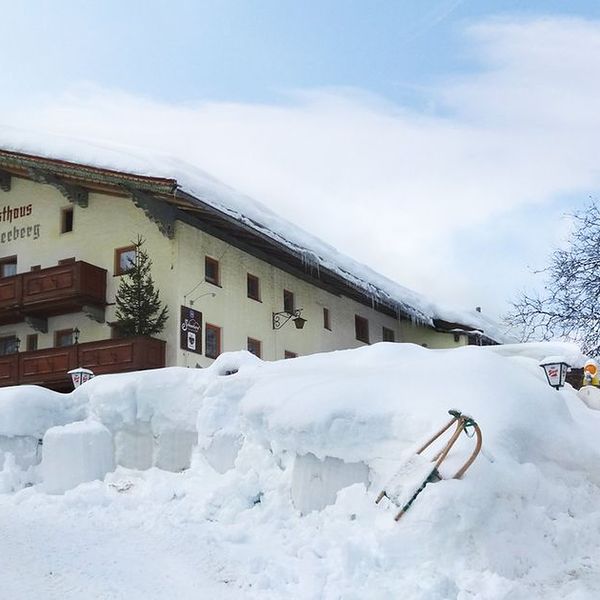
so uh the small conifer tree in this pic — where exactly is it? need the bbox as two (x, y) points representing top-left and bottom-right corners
(114, 235), (169, 337)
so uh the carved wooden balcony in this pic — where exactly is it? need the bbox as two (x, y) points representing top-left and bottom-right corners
(0, 261), (107, 325)
(0, 335), (166, 390)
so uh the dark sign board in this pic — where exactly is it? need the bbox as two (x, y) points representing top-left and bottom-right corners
(180, 306), (202, 354)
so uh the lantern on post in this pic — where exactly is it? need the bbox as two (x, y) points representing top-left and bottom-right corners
(539, 357), (570, 390)
(68, 367), (95, 389)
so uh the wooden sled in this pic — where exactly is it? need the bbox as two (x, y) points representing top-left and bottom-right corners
(375, 409), (482, 522)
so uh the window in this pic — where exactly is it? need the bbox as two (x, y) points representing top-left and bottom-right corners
(355, 315), (369, 344)
(55, 329), (75, 347)
(284, 350), (297, 359)
(205, 256), (220, 286)
(382, 327), (395, 342)
(247, 337), (262, 358)
(0, 256), (16, 278)
(114, 245), (136, 276)
(61, 207), (74, 233)
(26, 334), (38, 352)
(323, 307), (331, 330)
(247, 274), (260, 301)
(0, 335), (18, 355)
(205, 324), (221, 359)
(283, 289), (295, 313)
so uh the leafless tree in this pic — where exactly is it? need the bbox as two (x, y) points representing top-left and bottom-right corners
(507, 202), (600, 355)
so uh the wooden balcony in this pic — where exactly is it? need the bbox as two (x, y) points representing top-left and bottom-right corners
(0, 261), (107, 325)
(0, 336), (166, 391)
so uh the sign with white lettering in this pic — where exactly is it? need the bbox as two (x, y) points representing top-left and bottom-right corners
(180, 306), (202, 354)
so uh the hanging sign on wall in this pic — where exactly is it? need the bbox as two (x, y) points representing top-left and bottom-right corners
(180, 305), (202, 354)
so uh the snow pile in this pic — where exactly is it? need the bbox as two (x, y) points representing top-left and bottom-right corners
(0, 127), (513, 338)
(0, 342), (599, 598)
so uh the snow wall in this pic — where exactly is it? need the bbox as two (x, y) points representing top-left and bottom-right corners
(0, 341), (595, 501)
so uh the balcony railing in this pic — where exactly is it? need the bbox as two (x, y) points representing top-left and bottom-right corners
(0, 335), (166, 390)
(0, 261), (107, 325)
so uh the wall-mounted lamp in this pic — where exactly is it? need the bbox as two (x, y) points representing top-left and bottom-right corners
(73, 327), (80, 344)
(272, 308), (307, 330)
(14, 337), (20, 353)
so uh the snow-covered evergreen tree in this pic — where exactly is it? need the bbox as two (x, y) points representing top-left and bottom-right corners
(114, 235), (168, 337)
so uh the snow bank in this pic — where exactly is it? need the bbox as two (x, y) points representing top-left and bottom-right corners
(1, 342), (599, 598)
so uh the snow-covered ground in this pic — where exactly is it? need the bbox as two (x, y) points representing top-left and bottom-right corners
(0, 342), (599, 599)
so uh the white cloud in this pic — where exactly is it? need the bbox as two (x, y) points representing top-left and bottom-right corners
(3, 16), (600, 318)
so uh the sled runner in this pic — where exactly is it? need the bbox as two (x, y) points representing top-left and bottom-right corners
(375, 409), (482, 522)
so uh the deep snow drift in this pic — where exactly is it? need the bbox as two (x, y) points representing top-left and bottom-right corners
(0, 342), (599, 599)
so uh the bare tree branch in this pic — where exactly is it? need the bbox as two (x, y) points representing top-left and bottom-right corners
(506, 201), (600, 355)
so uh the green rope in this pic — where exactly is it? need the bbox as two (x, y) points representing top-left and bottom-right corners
(462, 417), (477, 438)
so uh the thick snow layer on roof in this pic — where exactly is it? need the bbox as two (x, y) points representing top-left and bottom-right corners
(0, 126), (513, 338)
(0, 343), (599, 597)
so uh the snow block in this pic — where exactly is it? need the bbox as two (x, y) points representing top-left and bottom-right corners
(155, 430), (197, 472)
(201, 434), (242, 474)
(291, 452), (370, 515)
(42, 420), (115, 494)
(114, 424), (154, 470)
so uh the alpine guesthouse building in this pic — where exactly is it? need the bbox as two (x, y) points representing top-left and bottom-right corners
(0, 140), (499, 391)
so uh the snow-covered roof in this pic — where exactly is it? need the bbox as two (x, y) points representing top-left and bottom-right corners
(0, 126), (515, 342)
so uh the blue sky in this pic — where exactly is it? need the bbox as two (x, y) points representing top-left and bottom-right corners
(3, 1), (600, 322)
(4, 1), (600, 105)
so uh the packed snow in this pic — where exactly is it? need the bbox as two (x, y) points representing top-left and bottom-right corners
(42, 420), (115, 494)
(0, 127), (515, 339)
(0, 342), (599, 599)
